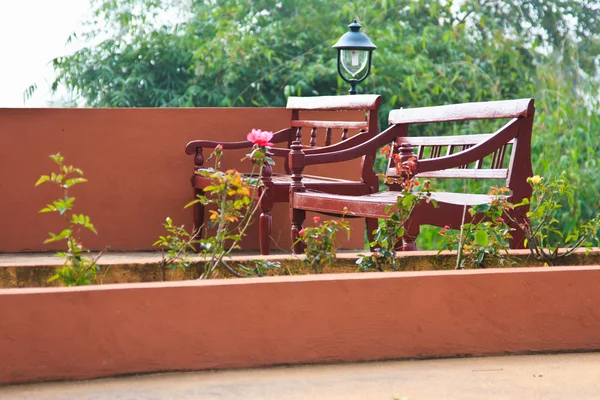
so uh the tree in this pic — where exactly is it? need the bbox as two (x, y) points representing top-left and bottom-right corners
(52, 0), (600, 246)
(52, 0), (544, 107)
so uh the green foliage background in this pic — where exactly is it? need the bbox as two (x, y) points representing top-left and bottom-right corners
(52, 0), (600, 249)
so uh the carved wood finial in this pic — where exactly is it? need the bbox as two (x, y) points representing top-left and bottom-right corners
(398, 143), (416, 164)
(194, 147), (204, 170)
(260, 149), (273, 183)
(396, 142), (418, 181)
(290, 140), (303, 152)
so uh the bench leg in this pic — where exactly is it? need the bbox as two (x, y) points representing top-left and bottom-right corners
(508, 212), (527, 249)
(259, 209), (272, 255)
(192, 188), (204, 253)
(401, 220), (420, 251)
(366, 218), (378, 250)
(258, 183), (274, 255)
(291, 208), (306, 254)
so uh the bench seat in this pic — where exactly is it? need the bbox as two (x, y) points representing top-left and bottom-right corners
(294, 191), (497, 219)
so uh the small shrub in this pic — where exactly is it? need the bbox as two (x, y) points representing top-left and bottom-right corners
(358, 147), (435, 271)
(357, 183), (434, 271)
(439, 187), (514, 269)
(238, 260), (281, 277)
(35, 153), (101, 286)
(154, 129), (276, 279)
(511, 174), (600, 263)
(297, 216), (351, 274)
(153, 217), (198, 272)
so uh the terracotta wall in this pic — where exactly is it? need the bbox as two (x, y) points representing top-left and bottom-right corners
(0, 108), (366, 252)
(1, 266), (600, 384)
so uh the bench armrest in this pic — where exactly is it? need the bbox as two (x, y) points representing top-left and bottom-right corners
(267, 129), (374, 158)
(299, 124), (409, 166)
(184, 128), (292, 155)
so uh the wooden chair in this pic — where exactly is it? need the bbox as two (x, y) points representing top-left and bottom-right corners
(289, 98), (535, 253)
(185, 94), (382, 255)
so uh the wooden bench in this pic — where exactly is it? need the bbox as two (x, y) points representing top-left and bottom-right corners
(185, 94), (382, 255)
(289, 98), (535, 253)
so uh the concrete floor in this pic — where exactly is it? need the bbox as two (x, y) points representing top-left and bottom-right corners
(2, 353), (600, 400)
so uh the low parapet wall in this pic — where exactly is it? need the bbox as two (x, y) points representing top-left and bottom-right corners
(2, 266), (600, 384)
(0, 107), (366, 252)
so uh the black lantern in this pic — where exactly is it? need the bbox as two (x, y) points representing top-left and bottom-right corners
(333, 19), (376, 94)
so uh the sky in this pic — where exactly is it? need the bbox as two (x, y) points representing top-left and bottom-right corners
(0, 0), (90, 107)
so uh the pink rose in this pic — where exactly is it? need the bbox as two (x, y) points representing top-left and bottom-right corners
(313, 216), (321, 224)
(298, 229), (305, 236)
(247, 129), (274, 147)
(215, 144), (223, 151)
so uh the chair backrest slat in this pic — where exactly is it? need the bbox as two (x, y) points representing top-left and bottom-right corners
(291, 120), (368, 130)
(401, 133), (515, 146)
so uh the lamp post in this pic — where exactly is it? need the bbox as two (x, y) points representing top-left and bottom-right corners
(333, 19), (376, 94)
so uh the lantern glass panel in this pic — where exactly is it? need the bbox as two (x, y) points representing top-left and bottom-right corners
(340, 49), (369, 78)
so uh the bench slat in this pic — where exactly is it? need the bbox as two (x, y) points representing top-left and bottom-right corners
(386, 168), (509, 179)
(399, 134), (515, 146)
(291, 120), (368, 129)
(287, 94), (381, 111)
(389, 98), (534, 124)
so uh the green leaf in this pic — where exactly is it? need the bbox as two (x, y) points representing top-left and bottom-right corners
(35, 175), (50, 186)
(39, 204), (57, 213)
(475, 229), (489, 247)
(43, 229), (72, 244)
(49, 153), (64, 164)
(513, 198), (530, 207)
(64, 177), (88, 188)
(71, 214), (97, 234)
(472, 204), (491, 214)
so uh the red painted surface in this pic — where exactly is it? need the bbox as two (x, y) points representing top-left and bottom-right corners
(1, 267), (600, 384)
(0, 108), (365, 252)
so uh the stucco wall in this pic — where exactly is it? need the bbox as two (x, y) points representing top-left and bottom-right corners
(1, 266), (600, 384)
(0, 108), (366, 252)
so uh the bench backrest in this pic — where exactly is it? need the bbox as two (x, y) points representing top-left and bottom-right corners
(286, 94), (381, 148)
(385, 99), (535, 184)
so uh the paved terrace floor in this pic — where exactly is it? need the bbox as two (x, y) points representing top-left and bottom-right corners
(0, 250), (327, 267)
(0, 248), (532, 267)
(2, 353), (600, 399)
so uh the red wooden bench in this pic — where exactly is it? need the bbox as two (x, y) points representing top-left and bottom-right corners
(289, 98), (535, 253)
(185, 94), (382, 255)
